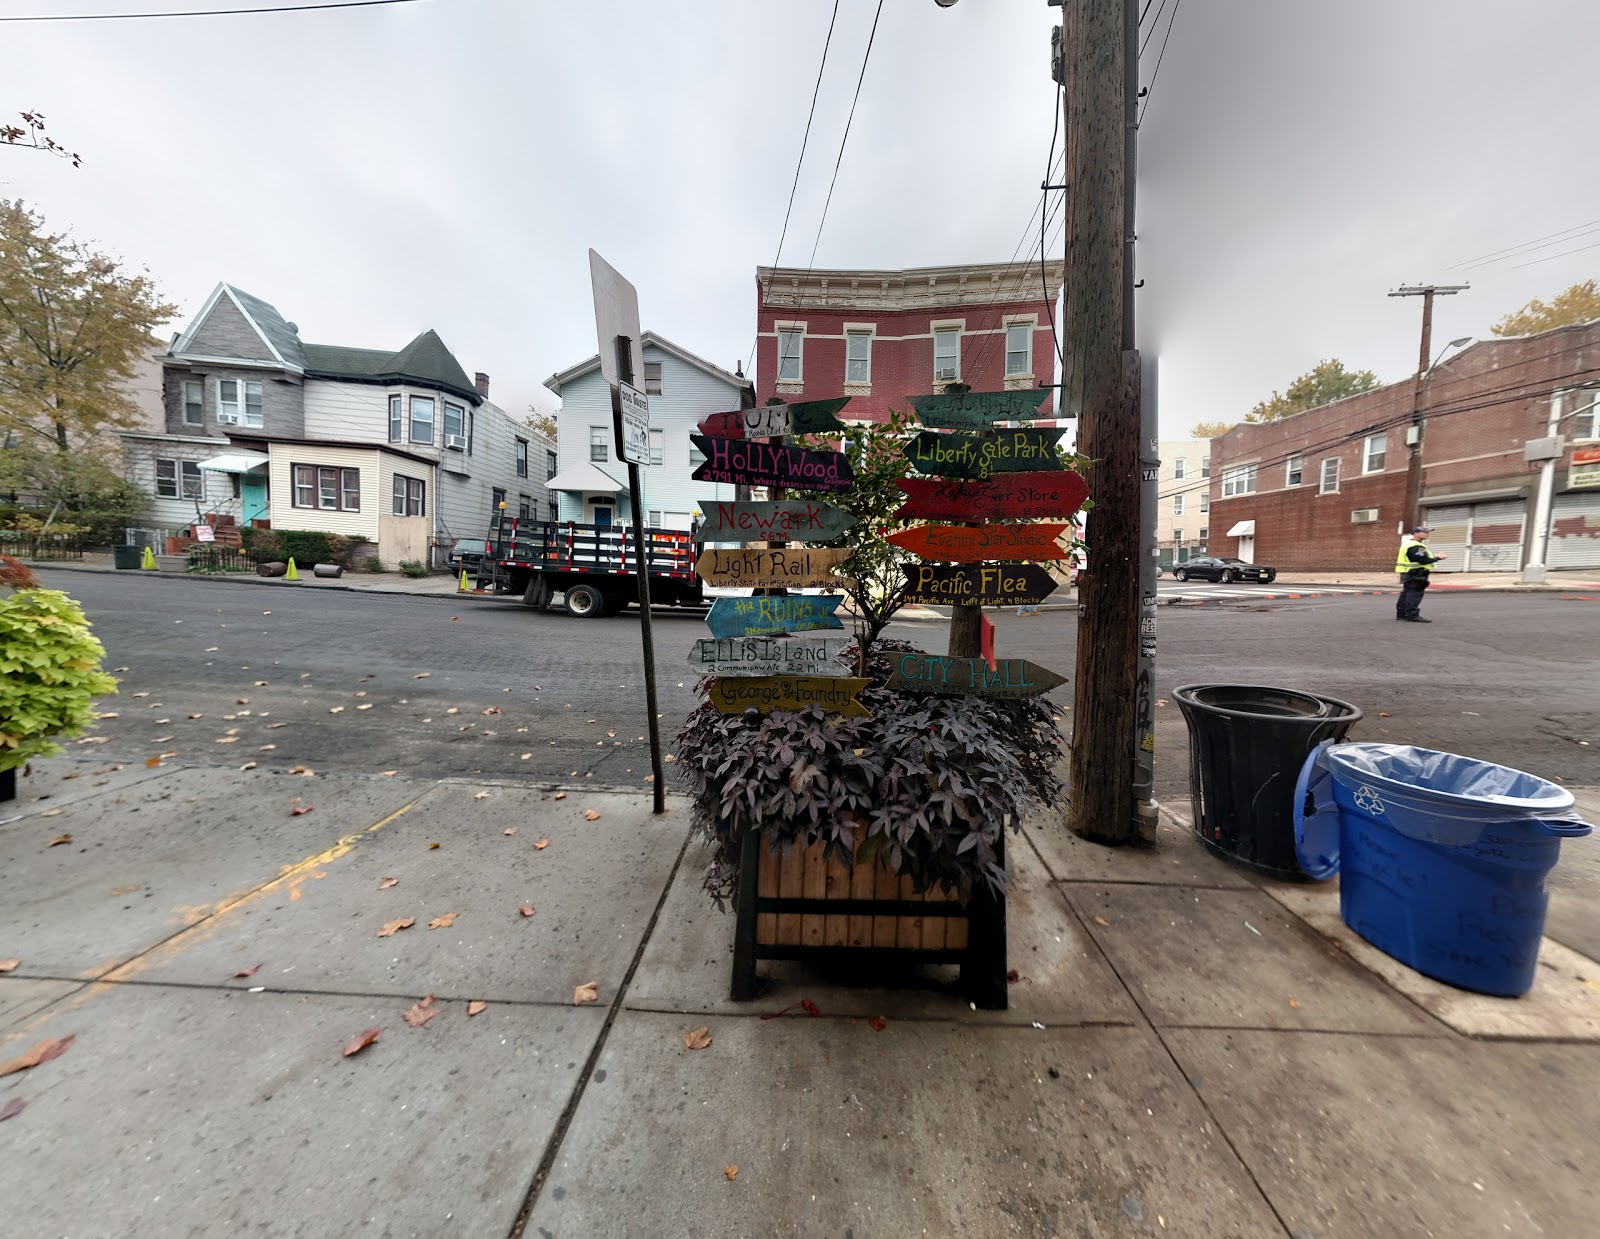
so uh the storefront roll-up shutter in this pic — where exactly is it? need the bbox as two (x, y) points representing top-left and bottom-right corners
(1548, 491), (1600, 570)
(1422, 505), (1468, 572)
(1464, 499), (1526, 572)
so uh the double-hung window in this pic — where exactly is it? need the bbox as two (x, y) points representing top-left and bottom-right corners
(590, 425), (608, 462)
(1286, 453), (1304, 487)
(391, 474), (426, 517)
(517, 495), (531, 521)
(1004, 323), (1032, 378)
(1172, 494), (1185, 517)
(643, 361), (664, 395)
(1571, 391), (1599, 440)
(217, 379), (263, 427)
(933, 327), (961, 383)
(845, 331), (871, 384)
(388, 395), (403, 442)
(514, 437), (529, 477)
(649, 427), (664, 466)
(546, 450), (558, 481)
(443, 402), (466, 445)
(1201, 458), (1211, 478)
(182, 380), (204, 426)
(1172, 457), (1186, 480)
(154, 458), (203, 500)
(1221, 465), (1257, 497)
(1363, 433), (1387, 473)
(1200, 494), (1210, 513)
(776, 329), (803, 382)
(1320, 457), (1341, 494)
(689, 438), (707, 468)
(409, 396), (435, 444)
(293, 464), (360, 511)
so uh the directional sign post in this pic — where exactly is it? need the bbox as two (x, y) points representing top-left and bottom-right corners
(708, 675), (871, 718)
(903, 428), (1064, 479)
(700, 499), (856, 544)
(885, 652), (1067, 699)
(690, 435), (853, 492)
(907, 389), (1052, 430)
(895, 472), (1089, 523)
(885, 522), (1071, 564)
(688, 636), (852, 677)
(697, 397), (850, 439)
(695, 546), (852, 589)
(902, 562), (1060, 608)
(705, 595), (845, 639)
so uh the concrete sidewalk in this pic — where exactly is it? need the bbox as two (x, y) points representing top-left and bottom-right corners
(1, 757), (1595, 1238)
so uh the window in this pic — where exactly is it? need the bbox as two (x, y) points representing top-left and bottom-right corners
(391, 473), (425, 517)
(1286, 453), (1304, 487)
(409, 396), (435, 444)
(1571, 392), (1598, 440)
(1221, 465), (1257, 497)
(689, 438), (707, 468)
(293, 465), (314, 508)
(491, 487), (507, 517)
(515, 437), (529, 477)
(649, 427), (664, 466)
(643, 361), (663, 395)
(933, 327), (961, 383)
(648, 509), (662, 527)
(1201, 458), (1211, 478)
(293, 464), (360, 511)
(1198, 527), (1209, 542)
(1363, 433), (1387, 473)
(1004, 323), (1032, 378)
(1172, 494), (1185, 516)
(1320, 456), (1340, 493)
(182, 380), (204, 425)
(388, 395), (403, 442)
(546, 450), (558, 481)
(777, 329), (803, 382)
(1172, 457), (1186, 480)
(590, 425), (608, 462)
(217, 379), (263, 427)
(518, 495), (531, 521)
(846, 331), (872, 384)
(154, 458), (203, 500)
(1173, 529), (1184, 543)
(1200, 494), (1210, 513)
(444, 402), (466, 444)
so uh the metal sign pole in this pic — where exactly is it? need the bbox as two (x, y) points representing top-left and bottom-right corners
(612, 334), (666, 814)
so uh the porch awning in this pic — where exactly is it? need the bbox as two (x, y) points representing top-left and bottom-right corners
(196, 451), (270, 474)
(545, 461), (625, 494)
(1226, 519), (1256, 537)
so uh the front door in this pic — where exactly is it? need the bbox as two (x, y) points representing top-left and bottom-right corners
(1237, 534), (1255, 563)
(241, 475), (269, 524)
(591, 501), (613, 528)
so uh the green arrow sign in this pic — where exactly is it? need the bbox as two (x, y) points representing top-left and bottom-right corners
(903, 428), (1064, 479)
(908, 389), (1052, 430)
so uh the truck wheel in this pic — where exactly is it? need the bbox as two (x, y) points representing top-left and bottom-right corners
(564, 583), (605, 617)
(521, 575), (550, 609)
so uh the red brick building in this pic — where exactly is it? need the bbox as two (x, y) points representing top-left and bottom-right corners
(1203, 320), (1600, 573)
(753, 261), (1065, 423)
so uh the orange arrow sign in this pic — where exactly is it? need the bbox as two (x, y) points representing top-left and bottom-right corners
(884, 523), (1070, 563)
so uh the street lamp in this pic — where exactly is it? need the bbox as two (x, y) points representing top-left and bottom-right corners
(1403, 336), (1473, 527)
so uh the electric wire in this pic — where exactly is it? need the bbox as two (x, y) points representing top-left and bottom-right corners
(1139, 0), (1169, 55)
(1449, 219), (1600, 271)
(1507, 238), (1600, 271)
(0, 0), (426, 20)
(1138, 0), (1183, 125)
(802, 0), (886, 271)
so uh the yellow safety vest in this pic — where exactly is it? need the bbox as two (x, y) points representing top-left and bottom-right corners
(1396, 541), (1431, 574)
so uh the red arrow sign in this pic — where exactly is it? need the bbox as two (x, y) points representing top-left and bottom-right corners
(885, 523), (1071, 563)
(895, 472), (1089, 523)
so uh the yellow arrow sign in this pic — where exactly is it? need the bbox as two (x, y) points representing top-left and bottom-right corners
(707, 675), (871, 718)
(695, 547), (852, 589)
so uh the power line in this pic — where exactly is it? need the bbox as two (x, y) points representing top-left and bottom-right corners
(1449, 219), (1600, 271)
(1459, 225), (1600, 271)
(1138, 0), (1183, 125)
(1139, 0), (1169, 54)
(1508, 238), (1600, 271)
(0, 0), (427, 20)
(1039, 83), (1068, 373)
(803, 0), (886, 270)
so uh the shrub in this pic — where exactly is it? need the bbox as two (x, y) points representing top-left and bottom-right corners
(676, 639), (1064, 907)
(273, 530), (333, 567)
(0, 589), (119, 773)
(239, 527), (281, 562)
(363, 556), (385, 573)
(398, 559), (429, 578)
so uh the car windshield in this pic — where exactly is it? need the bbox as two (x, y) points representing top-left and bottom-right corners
(1221, 558), (1250, 565)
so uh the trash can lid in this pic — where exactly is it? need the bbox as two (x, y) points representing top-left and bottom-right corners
(1293, 743), (1340, 880)
(1322, 743), (1574, 817)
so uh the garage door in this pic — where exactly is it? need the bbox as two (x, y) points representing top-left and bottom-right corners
(1548, 491), (1600, 570)
(1464, 499), (1526, 572)
(1423, 506), (1468, 572)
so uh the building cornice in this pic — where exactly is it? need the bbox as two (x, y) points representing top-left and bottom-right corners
(757, 261), (1065, 313)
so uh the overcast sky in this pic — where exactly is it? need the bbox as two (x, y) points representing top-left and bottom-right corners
(3, 0), (1597, 437)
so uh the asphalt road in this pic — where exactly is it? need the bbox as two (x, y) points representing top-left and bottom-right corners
(35, 570), (1600, 802)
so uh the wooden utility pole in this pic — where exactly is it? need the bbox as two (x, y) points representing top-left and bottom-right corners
(1064, 0), (1143, 844)
(1390, 283), (1468, 529)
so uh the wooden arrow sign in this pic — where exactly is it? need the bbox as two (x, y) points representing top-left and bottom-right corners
(700, 499), (857, 543)
(885, 652), (1067, 698)
(695, 546), (852, 588)
(902, 562), (1060, 607)
(885, 523), (1070, 563)
(708, 675), (871, 718)
(895, 472), (1090, 523)
(908, 389), (1052, 430)
(903, 428), (1063, 479)
(688, 636), (853, 677)
(690, 435), (853, 492)
(697, 397), (850, 439)
(705, 594), (845, 639)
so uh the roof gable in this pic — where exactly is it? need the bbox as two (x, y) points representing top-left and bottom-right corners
(302, 330), (479, 403)
(172, 283), (302, 369)
(543, 330), (750, 397)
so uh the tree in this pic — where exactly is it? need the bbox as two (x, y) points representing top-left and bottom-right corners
(1491, 280), (1600, 337)
(1189, 420), (1233, 439)
(524, 409), (558, 441)
(1244, 359), (1380, 423)
(0, 112), (80, 168)
(0, 201), (176, 456)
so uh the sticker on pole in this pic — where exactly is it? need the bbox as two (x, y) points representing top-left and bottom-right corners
(617, 381), (651, 465)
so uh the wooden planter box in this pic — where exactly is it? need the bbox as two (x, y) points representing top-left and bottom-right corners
(728, 825), (1009, 1009)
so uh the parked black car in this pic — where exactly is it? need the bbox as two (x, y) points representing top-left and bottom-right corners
(1171, 556), (1276, 584)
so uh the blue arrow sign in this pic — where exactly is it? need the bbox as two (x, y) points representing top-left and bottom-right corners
(705, 594), (846, 639)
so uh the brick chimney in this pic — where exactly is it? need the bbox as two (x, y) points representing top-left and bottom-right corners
(474, 372), (490, 397)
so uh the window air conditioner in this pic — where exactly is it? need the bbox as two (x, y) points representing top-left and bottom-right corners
(217, 412), (241, 425)
(445, 434), (468, 451)
(1351, 508), (1379, 524)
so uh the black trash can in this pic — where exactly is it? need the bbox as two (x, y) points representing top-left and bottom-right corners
(1173, 683), (1362, 879)
(112, 544), (143, 570)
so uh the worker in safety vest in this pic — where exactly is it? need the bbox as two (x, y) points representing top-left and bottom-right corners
(1395, 524), (1446, 622)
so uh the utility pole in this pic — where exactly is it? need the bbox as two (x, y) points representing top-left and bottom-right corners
(1390, 283), (1467, 528)
(1062, 0), (1145, 845)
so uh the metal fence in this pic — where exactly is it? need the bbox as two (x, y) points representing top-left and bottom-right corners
(0, 532), (86, 561)
(185, 545), (258, 574)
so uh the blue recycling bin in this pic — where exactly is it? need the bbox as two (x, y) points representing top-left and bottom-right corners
(1295, 742), (1592, 996)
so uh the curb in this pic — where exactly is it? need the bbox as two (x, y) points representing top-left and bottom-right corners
(26, 561), (470, 603)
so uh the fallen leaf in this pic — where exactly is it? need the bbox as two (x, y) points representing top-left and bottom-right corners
(0, 1034), (75, 1079)
(239, 761), (257, 771)
(1092, 915), (1111, 927)
(606, 729), (616, 738)
(76, 736), (112, 744)
(428, 841), (440, 850)
(95, 711), (119, 720)
(255, 680), (269, 686)
(268, 722), (287, 729)
(520, 752), (532, 760)
(329, 707), (345, 714)
(357, 703), (372, 710)
(402, 995), (440, 1027)
(290, 805), (314, 817)
(445, 707), (460, 715)
(40, 808), (63, 818)
(259, 744), (276, 751)
(533, 838), (549, 850)
(519, 904), (536, 917)
(584, 809), (601, 821)
(233, 964), (261, 978)
(481, 706), (501, 715)
(342, 1027), (381, 1057)
(467, 1000), (487, 1016)
(868, 1015), (887, 1032)
(379, 770), (398, 778)
(474, 790), (492, 800)
(377, 917), (415, 938)
(413, 672), (431, 679)
(214, 736), (239, 744)
(724, 1165), (738, 1181)
(236, 698), (250, 705)
(682, 1026), (712, 1050)
(427, 912), (458, 929)
(1378, 711), (1391, 718)
(0, 959), (19, 973)
(289, 765), (306, 774)
(0, 1097), (26, 1122)
(552, 791), (568, 801)
(573, 981), (599, 1006)
(663, 754), (674, 763)
(503, 827), (518, 836)
(131, 691), (149, 699)
(145, 757), (163, 767)
(1287, 998), (1301, 1009)
(205, 646), (220, 652)
(47, 834), (72, 847)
